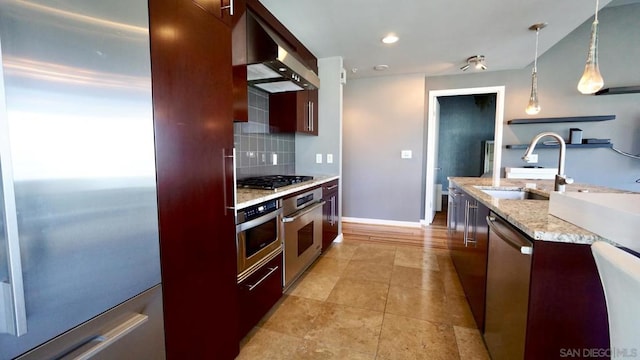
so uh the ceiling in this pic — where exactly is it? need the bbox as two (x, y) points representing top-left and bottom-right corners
(258, 0), (636, 80)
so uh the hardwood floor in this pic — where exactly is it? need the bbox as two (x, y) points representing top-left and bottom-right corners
(237, 212), (490, 359)
(341, 211), (449, 249)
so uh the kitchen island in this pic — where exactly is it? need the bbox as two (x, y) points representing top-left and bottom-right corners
(448, 177), (637, 360)
(450, 177), (634, 244)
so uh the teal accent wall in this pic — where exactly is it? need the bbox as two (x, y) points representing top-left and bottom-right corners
(437, 95), (496, 191)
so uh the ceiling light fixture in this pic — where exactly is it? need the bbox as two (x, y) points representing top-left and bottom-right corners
(460, 55), (487, 71)
(382, 34), (399, 44)
(373, 64), (389, 71)
(525, 23), (546, 115)
(577, 0), (604, 94)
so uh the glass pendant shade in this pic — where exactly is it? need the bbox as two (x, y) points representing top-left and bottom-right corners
(578, 20), (604, 94)
(525, 71), (541, 115)
(525, 23), (544, 115)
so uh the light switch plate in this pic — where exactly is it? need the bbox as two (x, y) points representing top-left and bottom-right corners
(316, 154), (323, 164)
(327, 154), (333, 164)
(272, 153), (277, 165)
(401, 150), (412, 159)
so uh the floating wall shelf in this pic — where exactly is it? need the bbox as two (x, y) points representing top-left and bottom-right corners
(595, 86), (640, 96)
(508, 115), (616, 125)
(505, 143), (613, 150)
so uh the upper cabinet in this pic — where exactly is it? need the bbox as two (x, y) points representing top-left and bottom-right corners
(269, 89), (318, 135)
(232, 0), (319, 125)
(231, 0), (249, 122)
(192, 0), (238, 26)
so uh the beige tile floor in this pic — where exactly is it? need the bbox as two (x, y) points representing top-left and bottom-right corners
(237, 223), (490, 360)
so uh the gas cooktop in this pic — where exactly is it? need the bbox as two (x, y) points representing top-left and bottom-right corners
(237, 175), (314, 190)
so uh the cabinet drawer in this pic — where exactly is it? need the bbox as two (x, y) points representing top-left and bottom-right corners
(237, 252), (283, 339)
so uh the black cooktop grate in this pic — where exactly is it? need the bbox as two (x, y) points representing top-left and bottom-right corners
(237, 175), (313, 190)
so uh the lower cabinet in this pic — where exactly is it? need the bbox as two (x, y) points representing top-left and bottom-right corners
(447, 185), (489, 331)
(237, 252), (283, 339)
(322, 180), (339, 251)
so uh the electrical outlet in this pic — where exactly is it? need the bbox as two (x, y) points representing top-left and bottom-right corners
(401, 150), (412, 159)
(315, 154), (323, 164)
(272, 153), (277, 165)
(327, 154), (333, 164)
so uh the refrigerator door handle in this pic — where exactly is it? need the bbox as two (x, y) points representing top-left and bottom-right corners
(222, 148), (236, 216)
(0, 39), (28, 336)
(69, 313), (149, 360)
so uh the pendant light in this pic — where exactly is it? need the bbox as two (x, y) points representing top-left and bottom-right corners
(577, 0), (604, 94)
(525, 23), (546, 115)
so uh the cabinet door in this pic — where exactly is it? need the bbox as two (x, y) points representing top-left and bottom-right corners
(269, 90), (318, 135)
(192, 0), (236, 26)
(238, 252), (283, 339)
(306, 89), (319, 135)
(322, 180), (339, 251)
(450, 191), (466, 268)
(461, 197), (489, 331)
(149, 1), (238, 358)
(449, 190), (489, 331)
(231, 0), (248, 122)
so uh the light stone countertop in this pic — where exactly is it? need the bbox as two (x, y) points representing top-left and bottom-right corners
(236, 175), (339, 210)
(449, 177), (637, 245)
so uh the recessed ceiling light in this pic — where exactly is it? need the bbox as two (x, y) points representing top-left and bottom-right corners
(374, 64), (389, 71)
(382, 34), (399, 44)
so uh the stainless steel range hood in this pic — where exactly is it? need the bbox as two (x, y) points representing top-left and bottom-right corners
(246, 12), (320, 93)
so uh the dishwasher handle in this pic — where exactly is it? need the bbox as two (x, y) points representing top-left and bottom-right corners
(487, 216), (533, 255)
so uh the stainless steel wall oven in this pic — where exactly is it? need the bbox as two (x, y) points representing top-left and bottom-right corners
(236, 199), (282, 282)
(282, 188), (325, 290)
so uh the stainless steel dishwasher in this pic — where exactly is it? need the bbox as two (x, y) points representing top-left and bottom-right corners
(484, 212), (534, 360)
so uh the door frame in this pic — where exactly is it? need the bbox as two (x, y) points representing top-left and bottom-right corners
(424, 86), (505, 224)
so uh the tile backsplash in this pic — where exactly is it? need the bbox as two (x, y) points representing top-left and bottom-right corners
(234, 87), (295, 179)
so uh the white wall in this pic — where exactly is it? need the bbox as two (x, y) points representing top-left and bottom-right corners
(343, 74), (425, 222)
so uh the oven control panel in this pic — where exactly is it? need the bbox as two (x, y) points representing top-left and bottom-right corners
(238, 199), (279, 223)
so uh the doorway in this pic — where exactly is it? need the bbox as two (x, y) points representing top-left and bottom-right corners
(424, 86), (505, 224)
(437, 94), (496, 192)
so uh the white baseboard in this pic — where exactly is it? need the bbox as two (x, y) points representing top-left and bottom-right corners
(342, 217), (423, 228)
(333, 233), (344, 243)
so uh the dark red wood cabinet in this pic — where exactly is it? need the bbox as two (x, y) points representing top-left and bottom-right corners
(231, 0), (248, 122)
(237, 252), (283, 339)
(269, 89), (318, 135)
(149, 0), (238, 358)
(192, 0), (236, 26)
(322, 180), (339, 251)
(447, 187), (488, 331)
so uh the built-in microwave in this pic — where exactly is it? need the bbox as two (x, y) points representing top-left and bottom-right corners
(236, 199), (282, 282)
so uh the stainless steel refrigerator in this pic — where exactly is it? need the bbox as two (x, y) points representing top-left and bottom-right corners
(0, 1), (165, 359)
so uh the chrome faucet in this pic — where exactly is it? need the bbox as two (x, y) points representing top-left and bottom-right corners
(522, 132), (573, 192)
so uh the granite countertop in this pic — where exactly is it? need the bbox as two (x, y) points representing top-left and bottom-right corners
(236, 175), (339, 209)
(449, 177), (636, 245)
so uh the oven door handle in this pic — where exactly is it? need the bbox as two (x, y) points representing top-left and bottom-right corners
(236, 208), (282, 232)
(282, 201), (326, 223)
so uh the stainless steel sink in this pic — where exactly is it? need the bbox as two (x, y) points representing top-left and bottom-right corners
(478, 188), (549, 200)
